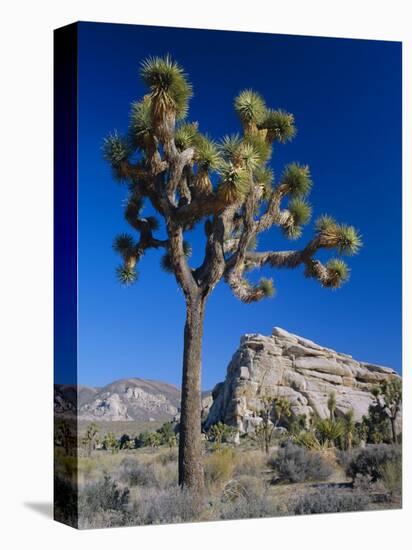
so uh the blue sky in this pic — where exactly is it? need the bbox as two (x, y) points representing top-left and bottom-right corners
(76, 22), (401, 389)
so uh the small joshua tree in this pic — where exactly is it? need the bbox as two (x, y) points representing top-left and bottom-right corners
(104, 55), (362, 491)
(82, 422), (99, 456)
(373, 378), (402, 443)
(207, 421), (235, 450)
(102, 432), (119, 453)
(273, 397), (292, 428)
(327, 391), (337, 421)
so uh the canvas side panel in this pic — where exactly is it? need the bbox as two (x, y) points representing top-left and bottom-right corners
(53, 23), (79, 529)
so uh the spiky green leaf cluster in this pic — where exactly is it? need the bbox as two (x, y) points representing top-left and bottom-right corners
(259, 277), (276, 297)
(282, 224), (303, 240)
(103, 132), (130, 166)
(243, 133), (271, 163)
(281, 163), (312, 197)
(260, 109), (296, 143)
(234, 90), (266, 125)
(288, 198), (312, 226)
(315, 214), (337, 233)
(253, 166), (274, 200)
(334, 225), (362, 255)
(175, 122), (199, 150)
(239, 142), (262, 171)
(140, 55), (192, 119)
(217, 163), (250, 203)
(116, 265), (138, 286)
(219, 134), (242, 162)
(326, 258), (350, 287)
(315, 216), (361, 256)
(129, 98), (152, 148)
(113, 233), (135, 256)
(195, 136), (222, 171)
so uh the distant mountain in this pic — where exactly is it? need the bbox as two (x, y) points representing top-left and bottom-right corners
(55, 378), (181, 422)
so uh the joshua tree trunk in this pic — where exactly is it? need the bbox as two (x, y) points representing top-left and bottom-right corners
(178, 295), (206, 492)
(390, 416), (397, 444)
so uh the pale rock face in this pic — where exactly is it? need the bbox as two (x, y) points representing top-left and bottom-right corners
(72, 378), (181, 421)
(81, 393), (131, 421)
(205, 327), (401, 433)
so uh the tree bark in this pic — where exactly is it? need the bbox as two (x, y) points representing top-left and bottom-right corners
(178, 295), (206, 492)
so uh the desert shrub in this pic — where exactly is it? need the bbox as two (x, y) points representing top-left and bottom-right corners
(379, 460), (402, 497)
(120, 458), (157, 487)
(204, 448), (236, 486)
(293, 488), (370, 515)
(345, 444), (401, 483)
(133, 487), (203, 525)
(152, 461), (178, 489)
(293, 430), (323, 450)
(78, 474), (130, 528)
(218, 475), (280, 520)
(218, 493), (276, 520)
(156, 448), (178, 465)
(269, 441), (333, 483)
(234, 450), (264, 477)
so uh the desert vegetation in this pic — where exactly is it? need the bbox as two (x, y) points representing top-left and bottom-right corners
(54, 380), (401, 528)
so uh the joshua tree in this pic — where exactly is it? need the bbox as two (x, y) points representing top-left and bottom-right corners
(373, 378), (402, 443)
(342, 409), (355, 450)
(273, 397), (292, 428)
(256, 395), (290, 453)
(102, 432), (119, 453)
(104, 55), (362, 491)
(82, 422), (99, 456)
(327, 391), (337, 421)
(158, 422), (178, 448)
(207, 421), (235, 450)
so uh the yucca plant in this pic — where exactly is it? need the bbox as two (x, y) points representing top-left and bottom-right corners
(315, 418), (345, 447)
(105, 55), (362, 491)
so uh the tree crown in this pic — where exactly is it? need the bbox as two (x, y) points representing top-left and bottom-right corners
(104, 55), (362, 303)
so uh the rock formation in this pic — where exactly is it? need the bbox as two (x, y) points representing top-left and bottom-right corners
(204, 327), (401, 433)
(55, 378), (181, 421)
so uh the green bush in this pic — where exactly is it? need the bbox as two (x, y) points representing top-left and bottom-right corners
(268, 441), (333, 483)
